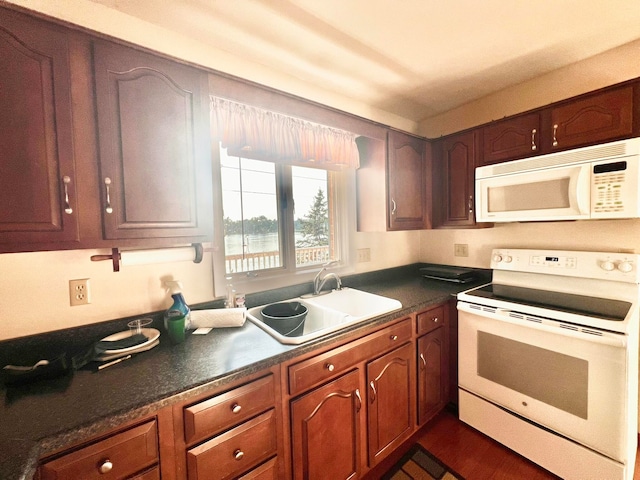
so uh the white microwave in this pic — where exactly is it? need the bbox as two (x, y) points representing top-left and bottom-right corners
(475, 137), (640, 222)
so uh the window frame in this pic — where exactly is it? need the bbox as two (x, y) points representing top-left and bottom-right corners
(211, 144), (356, 298)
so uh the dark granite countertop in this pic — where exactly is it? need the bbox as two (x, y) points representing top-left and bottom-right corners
(0, 264), (490, 480)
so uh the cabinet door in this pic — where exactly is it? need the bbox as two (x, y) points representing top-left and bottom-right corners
(417, 327), (447, 425)
(0, 9), (79, 247)
(290, 370), (362, 480)
(387, 130), (428, 230)
(93, 41), (212, 240)
(366, 342), (414, 466)
(482, 113), (541, 165)
(435, 131), (478, 227)
(550, 86), (633, 151)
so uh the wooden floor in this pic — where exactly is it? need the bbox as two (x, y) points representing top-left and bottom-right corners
(415, 410), (559, 479)
(367, 409), (640, 479)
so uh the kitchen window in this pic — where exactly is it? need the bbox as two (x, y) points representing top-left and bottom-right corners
(210, 98), (358, 296)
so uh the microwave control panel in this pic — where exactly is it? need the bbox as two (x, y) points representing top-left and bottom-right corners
(592, 159), (639, 217)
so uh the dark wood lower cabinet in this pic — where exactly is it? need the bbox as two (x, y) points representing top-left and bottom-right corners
(290, 370), (362, 480)
(367, 342), (414, 466)
(417, 327), (447, 425)
(36, 309), (452, 480)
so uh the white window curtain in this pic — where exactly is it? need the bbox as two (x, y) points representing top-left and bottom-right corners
(210, 96), (360, 170)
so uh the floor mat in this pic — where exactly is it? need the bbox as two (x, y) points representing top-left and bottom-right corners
(381, 443), (464, 480)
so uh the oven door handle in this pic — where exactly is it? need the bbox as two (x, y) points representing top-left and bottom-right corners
(458, 302), (627, 348)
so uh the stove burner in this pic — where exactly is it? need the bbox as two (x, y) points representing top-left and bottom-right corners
(466, 284), (631, 321)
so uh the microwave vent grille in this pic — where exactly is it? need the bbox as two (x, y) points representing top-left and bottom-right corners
(489, 142), (630, 176)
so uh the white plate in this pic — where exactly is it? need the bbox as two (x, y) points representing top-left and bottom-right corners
(94, 338), (160, 362)
(95, 328), (160, 354)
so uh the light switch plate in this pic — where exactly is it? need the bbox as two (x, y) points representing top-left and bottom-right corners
(357, 248), (371, 263)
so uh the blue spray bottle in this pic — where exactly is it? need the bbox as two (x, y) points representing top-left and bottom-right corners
(164, 280), (191, 330)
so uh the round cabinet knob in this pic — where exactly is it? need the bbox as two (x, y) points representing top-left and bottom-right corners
(99, 459), (113, 474)
(231, 403), (242, 414)
(601, 260), (616, 271)
(492, 254), (503, 263)
(234, 449), (244, 461)
(390, 335), (398, 341)
(618, 261), (634, 273)
(325, 363), (335, 372)
(433, 317), (439, 323)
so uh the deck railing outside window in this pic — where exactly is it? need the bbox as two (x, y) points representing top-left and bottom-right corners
(225, 246), (329, 273)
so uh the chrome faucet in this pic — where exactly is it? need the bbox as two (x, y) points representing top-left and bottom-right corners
(313, 261), (342, 296)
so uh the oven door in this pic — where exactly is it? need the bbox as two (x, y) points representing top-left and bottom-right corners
(475, 162), (591, 222)
(458, 301), (630, 462)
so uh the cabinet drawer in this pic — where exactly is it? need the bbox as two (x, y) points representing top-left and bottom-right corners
(417, 305), (445, 335)
(186, 409), (277, 480)
(39, 420), (158, 480)
(184, 374), (275, 445)
(238, 457), (278, 480)
(289, 318), (412, 396)
(131, 467), (160, 480)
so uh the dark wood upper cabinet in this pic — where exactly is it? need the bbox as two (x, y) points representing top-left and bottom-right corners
(434, 131), (479, 228)
(482, 113), (541, 165)
(549, 86), (634, 151)
(0, 10), (79, 246)
(387, 130), (429, 230)
(93, 41), (212, 240)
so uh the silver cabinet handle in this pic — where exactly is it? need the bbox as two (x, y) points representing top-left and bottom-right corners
(104, 177), (113, 214)
(531, 129), (537, 151)
(390, 334), (398, 341)
(231, 403), (241, 414)
(325, 363), (335, 372)
(99, 459), (113, 474)
(234, 449), (244, 461)
(355, 388), (362, 412)
(419, 353), (427, 370)
(62, 176), (73, 214)
(433, 317), (439, 323)
(468, 195), (473, 214)
(391, 198), (397, 215)
(369, 381), (377, 403)
(552, 124), (559, 147)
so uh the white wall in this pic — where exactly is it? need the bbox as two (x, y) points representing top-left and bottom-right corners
(0, 233), (421, 341)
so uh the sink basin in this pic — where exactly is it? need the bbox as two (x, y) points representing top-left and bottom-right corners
(304, 287), (402, 319)
(247, 288), (402, 345)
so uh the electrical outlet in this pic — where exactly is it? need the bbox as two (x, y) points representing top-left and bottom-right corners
(69, 279), (91, 306)
(357, 248), (371, 263)
(454, 244), (469, 257)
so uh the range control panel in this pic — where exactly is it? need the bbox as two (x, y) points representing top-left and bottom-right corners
(490, 248), (640, 283)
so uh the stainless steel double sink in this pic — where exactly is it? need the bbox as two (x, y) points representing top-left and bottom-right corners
(247, 287), (402, 344)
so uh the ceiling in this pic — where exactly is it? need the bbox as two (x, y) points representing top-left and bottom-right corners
(87, 0), (640, 122)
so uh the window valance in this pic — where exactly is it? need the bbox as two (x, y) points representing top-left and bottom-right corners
(210, 96), (360, 170)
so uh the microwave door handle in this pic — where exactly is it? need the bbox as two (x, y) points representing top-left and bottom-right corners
(570, 166), (590, 215)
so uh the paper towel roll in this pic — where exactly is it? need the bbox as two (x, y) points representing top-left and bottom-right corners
(190, 308), (247, 328)
(120, 246), (197, 266)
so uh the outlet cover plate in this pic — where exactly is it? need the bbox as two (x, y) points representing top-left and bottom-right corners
(69, 279), (91, 306)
